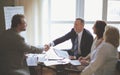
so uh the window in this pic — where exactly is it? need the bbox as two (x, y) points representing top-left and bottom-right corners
(107, 0), (120, 51)
(42, 0), (120, 50)
(107, 0), (120, 21)
(48, 0), (76, 49)
(51, 0), (76, 21)
(84, 0), (103, 21)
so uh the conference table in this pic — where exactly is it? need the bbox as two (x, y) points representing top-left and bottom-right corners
(37, 61), (85, 75)
(27, 49), (120, 75)
(28, 60), (84, 75)
(26, 49), (86, 75)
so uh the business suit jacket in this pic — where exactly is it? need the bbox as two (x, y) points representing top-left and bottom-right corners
(0, 28), (43, 75)
(53, 28), (93, 58)
(81, 41), (118, 75)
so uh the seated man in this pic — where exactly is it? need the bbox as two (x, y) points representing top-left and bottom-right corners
(45, 18), (93, 59)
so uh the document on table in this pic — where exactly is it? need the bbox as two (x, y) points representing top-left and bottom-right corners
(45, 48), (64, 60)
(42, 48), (70, 66)
(44, 58), (70, 66)
(54, 49), (69, 58)
(70, 60), (81, 65)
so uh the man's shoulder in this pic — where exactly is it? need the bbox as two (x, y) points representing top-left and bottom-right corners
(83, 29), (93, 36)
(0, 29), (24, 40)
(83, 28), (90, 33)
(66, 28), (76, 35)
(0, 30), (8, 36)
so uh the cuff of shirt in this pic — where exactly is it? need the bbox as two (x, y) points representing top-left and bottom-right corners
(49, 42), (55, 46)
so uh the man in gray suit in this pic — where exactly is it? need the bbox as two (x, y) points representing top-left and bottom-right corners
(0, 14), (47, 75)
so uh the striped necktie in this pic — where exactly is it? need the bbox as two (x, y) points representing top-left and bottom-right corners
(74, 34), (78, 56)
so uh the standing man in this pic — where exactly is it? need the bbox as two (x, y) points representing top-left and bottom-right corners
(45, 18), (93, 59)
(0, 14), (47, 75)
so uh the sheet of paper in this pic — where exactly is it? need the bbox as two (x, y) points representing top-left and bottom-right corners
(45, 48), (63, 60)
(54, 49), (69, 58)
(44, 58), (70, 66)
(44, 61), (61, 66)
(70, 60), (81, 65)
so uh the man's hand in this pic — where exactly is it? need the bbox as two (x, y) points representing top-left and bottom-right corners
(78, 56), (86, 61)
(44, 44), (50, 51)
(78, 57), (89, 66)
(69, 56), (76, 60)
(80, 59), (89, 66)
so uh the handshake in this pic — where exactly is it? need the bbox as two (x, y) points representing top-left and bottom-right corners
(44, 43), (53, 51)
(44, 43), (78, 60)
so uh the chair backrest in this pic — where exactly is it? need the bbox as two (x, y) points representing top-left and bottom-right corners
(116, 59), (120, 71)
(115, 59), (120, 75)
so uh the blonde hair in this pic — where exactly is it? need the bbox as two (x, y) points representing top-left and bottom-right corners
(104, 25), (119, 48)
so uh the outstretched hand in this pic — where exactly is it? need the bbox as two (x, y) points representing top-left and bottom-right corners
(44, 44), (50, 51)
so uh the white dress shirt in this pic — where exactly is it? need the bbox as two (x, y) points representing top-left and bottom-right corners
(77, 30), (83, 54)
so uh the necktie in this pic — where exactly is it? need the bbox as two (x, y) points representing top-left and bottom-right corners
(74, 34), (78, 56)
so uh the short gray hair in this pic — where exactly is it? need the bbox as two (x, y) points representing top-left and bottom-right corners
(76, 18), (85, 25)
(104, 25), (119, 48)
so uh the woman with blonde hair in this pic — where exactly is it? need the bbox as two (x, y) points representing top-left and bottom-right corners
(81, 25), (119, 75)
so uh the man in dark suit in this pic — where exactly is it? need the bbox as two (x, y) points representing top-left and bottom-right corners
(45, 18), (93, 59)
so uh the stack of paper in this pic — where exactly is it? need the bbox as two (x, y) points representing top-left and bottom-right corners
(44, 58), (70, 66)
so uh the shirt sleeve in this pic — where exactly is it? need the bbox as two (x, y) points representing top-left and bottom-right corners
(17, 36), (43, 53)
(50, 42), (55, 46)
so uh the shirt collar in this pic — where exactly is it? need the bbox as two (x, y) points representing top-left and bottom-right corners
(77, 30), (83, 37)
